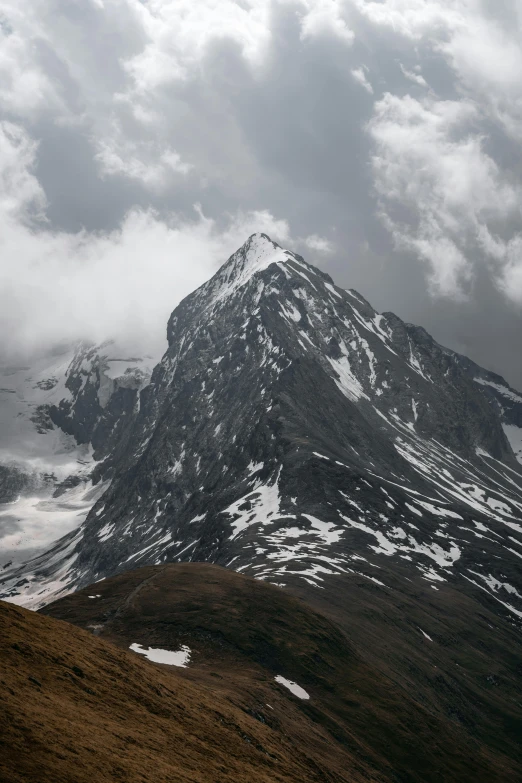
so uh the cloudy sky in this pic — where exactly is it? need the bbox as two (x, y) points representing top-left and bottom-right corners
(0, 0), (521, 387)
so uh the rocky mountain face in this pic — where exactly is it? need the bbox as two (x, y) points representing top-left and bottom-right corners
(46, 341), (153, 464)
(3, 232), (520, 618)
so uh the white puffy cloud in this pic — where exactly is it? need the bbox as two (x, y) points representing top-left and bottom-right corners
(351, 1), (522, 110)
(0, 0), (356, 193)
(299, 0), (354, 44)
(351, 66), (373, 94)
(303, 234), (335, 253)
(440, 11), (522, 138)
(347, 1), (522, 306)
(0, 5), (65, 118)
(399, 64), (428, 88)
(0, 121), (46, 218)
(121, 0), (274, 92)
(350, 0), (462, 41)
(499, 238), (522, 305)
(95, 128), (193, 191)
(352, 0), (522, 136)
(369, 92), (522, 301)
(0, 121), (292, 358)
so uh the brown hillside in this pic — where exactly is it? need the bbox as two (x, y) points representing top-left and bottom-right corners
(37, 563), (518, 781)
(3, 596), (362, 783)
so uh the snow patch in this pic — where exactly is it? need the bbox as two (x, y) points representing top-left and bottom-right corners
(274, 675), (309, 699)
(473, 378), (522, 403)
(130, 643), (191, 667)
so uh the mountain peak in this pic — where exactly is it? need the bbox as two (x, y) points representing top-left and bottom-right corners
(242, 231), (281, 255)
(218, 232), (291, 291)
(179, 232), (300, 319)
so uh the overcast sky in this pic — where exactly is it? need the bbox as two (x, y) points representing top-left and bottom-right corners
(0, 0), (521, 387)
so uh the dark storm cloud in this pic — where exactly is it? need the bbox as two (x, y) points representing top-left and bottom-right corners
(0, 0), (520, 387)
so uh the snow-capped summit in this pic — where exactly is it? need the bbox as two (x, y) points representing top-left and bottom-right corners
(205, 233), (293, 303)
(170, 233), (296, 324)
